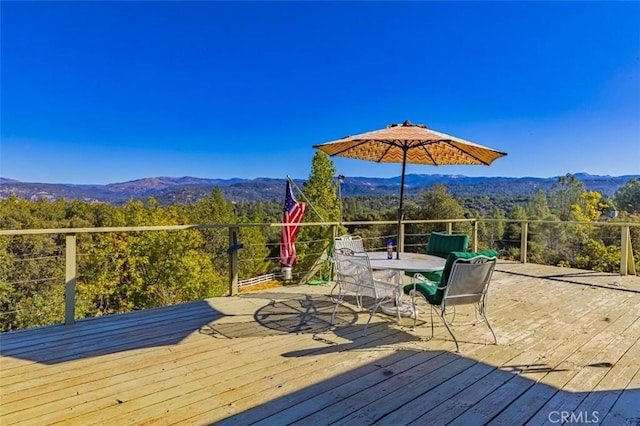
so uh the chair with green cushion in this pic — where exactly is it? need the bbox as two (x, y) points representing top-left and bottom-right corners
(407, 231), (470, 283)
(427, 231), (470, 258)
(403, 249), (499, 352)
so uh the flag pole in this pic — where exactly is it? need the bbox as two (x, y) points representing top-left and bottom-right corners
(286, 175), (326, 223)
(338, 175), (343, 224)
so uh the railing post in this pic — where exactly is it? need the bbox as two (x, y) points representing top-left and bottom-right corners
(446, 222), (453, 234)
(472, 221), (478, 252)
(520, 221), (528, 264)
(621, 226), (629, 276)
(65, 234), (77, 325)
(228, 226), (240, 296)
(399, 222), (405, 253)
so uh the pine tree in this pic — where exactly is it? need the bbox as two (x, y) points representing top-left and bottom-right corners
(294, 152), (341, 276)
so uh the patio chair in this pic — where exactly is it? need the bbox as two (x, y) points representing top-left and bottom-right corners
(404, 249), (499, 352)
(407, 231), (470, 283)
(331, 235), (396, 283)
(334, 235), (366, 252)
(330, 248), (399, 336)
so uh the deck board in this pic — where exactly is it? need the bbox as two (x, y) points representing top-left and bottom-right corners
(1, 262), (639, 425)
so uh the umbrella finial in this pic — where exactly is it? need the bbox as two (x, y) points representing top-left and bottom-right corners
(395, 120), (427, 129)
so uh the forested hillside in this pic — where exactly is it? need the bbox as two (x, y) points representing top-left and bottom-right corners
(1, 173), (637, 205)
(1, 171), (639, 331)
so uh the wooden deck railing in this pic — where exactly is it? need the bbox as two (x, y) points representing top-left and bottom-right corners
(1, 219), (637, 327)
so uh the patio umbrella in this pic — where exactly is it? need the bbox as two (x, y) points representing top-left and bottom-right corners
(313, 120), (507, 258)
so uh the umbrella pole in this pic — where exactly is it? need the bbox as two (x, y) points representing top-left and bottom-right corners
(396, 149), (408, 260)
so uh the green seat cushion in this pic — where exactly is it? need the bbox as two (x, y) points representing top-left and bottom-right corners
(403, 281), (439, 304)
(426, 232), (470, 259)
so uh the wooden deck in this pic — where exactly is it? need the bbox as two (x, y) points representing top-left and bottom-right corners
(1, 262), (640, 425)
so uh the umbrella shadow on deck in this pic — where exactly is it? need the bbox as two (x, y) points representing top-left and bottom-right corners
(200, 292), (421, 353)
(200, 293), (348, 339)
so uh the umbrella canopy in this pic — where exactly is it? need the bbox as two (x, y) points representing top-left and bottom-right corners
(313, 120), (507, 257)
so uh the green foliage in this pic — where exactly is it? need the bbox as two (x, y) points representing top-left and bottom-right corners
(614, 178), (640, 214)
(401, 185), (471, 253)
(478, 207), (505, 250)
(0, 189), (266, 330)
(295, 152), (341, 275)
(2, 171), (638, 331)
(575, 240), (620, 272)
(550, 173), (585, 221)
(238, 213), (271, 278)
(526, 189), (552, 219)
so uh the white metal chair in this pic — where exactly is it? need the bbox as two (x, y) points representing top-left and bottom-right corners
(408, 253), (498, 352)
(332, 235), (396, 282)
(333, 235), (366, 252)
(330, 248), (399, 336)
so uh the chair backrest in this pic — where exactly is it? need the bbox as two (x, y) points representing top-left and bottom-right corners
(334, 248), (374, 296)
(333, 248), (378, 299)
(334, 235), (365, 253)
(427, 249), (498, 305)
(443, 255), (497, 307)
(426, 231), (469, 259)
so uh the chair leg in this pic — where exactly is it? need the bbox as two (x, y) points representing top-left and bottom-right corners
(394, 294), (402, 324)
(356, 293), (364, 310)
(365, 299), (384, 336)
(329, 282), (339, 303)
(480, 301), (498, 344)
(411, 291), (417, 329)
(448, 307), (456, 324)
(330, 291), (346, 325)
(430, 306), (435, 339)
(439, 307), (460, 352)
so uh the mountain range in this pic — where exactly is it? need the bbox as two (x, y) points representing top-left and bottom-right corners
(1, 173), (637, 205)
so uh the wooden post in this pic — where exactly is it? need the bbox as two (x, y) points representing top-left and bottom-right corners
(399, 223), (405, 253)
(472, 221), (478, 252)
(446, 222), (453, 234)
(228, 227), (240, 296)
(621, 226), (629, 276)
(620, 226), (636, 276)
(65, 234), (76, 326)
(520, 221), (528, 264)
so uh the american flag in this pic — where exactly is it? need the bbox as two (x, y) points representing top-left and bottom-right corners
(280, 180), (307, 267)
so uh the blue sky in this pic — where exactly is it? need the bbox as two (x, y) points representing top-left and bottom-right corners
(1, 1), (638, 185)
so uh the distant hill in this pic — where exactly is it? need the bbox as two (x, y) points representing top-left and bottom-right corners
(0, 174), (637, 205)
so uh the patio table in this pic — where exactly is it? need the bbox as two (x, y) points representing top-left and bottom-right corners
(367, 252), (446, 318)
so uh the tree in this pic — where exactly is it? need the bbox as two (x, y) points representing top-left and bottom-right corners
(504, 205), (527, 260)
(550, 173), (585, 221)
(188, 187), (237, 277)
(526, 189), (552, 220)
(295, 152), (341, 276)
(571, 191), (607, 222)
(481, 206), (505, 250)
(403, 185), (470, 252)
(238, 213), (270, 278)
(614, 178), (640, 214)
(302, 152), (341, 223)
